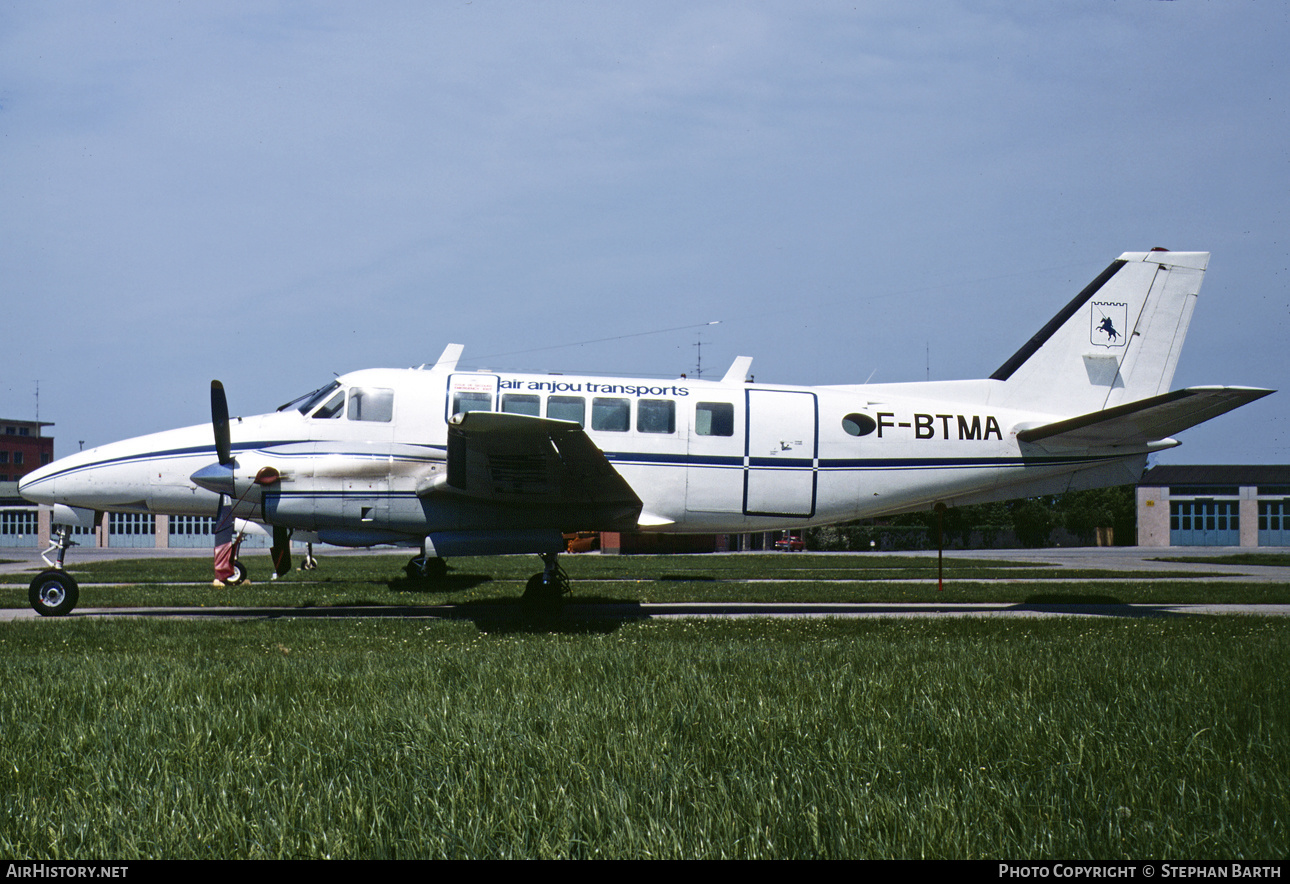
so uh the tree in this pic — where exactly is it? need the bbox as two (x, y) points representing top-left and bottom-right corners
(1057, 486), (1136, 545)
(1010, 498), (1056, 548)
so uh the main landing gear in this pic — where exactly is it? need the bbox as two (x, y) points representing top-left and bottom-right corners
(406, 554), (448, 581)
(30, 525), (80, 617)
(403, 548), (571, 604)
(523, 552), (570, 604)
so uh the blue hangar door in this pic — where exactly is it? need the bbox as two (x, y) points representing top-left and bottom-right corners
(744, 389), (817, 518)
(1170, 498), (1240, 546)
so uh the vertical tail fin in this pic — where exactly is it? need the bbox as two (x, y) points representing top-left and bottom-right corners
(991, 250), (1208, 414)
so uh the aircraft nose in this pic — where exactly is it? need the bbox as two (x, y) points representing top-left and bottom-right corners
(17, 460), (62, 504)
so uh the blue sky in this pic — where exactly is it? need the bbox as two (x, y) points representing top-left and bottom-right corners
(2, 2), (1286, 464)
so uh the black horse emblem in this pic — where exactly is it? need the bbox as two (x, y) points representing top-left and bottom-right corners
(1097, 316), (1119, 343)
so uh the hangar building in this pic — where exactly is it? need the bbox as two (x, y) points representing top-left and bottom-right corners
(1136, 465), (1290, 548)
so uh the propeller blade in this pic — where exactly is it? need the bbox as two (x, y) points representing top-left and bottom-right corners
(211, 380), (232, 466)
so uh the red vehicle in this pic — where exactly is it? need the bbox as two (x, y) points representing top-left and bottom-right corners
(774, 534), (805, 551)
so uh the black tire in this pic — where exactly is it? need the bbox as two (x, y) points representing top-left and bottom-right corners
(406, 555), (426, 579)
(523, 572), (569, 604)
(29, 570), (79, 617)
(231, 560), (248, 585)
(406, 556), (448, 581)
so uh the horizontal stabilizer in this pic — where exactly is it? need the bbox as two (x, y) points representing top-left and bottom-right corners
(1016, 386), (1273, 449)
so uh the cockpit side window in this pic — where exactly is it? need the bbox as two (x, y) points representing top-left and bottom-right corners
(348, 387), (394, 422)
(312, 389), (346, 419)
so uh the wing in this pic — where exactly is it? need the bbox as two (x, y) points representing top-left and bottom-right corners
(1016, 386), (1273, 450)
(423, 410), (643, 531)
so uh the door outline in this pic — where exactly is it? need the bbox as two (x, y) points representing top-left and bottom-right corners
(743, 389), (817, 518)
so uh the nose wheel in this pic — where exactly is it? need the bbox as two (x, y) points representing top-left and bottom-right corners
(29, 569), (79, 617)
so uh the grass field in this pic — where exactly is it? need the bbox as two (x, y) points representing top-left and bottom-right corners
(2, 555), (1288, 859)
(3, 552), (1290, 607)
(1153, 553), (1290, 568)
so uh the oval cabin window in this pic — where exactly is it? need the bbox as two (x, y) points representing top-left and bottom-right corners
(842, 413), (877, 437)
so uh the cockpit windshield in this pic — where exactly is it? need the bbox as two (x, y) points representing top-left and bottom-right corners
(278, 381), (341, 415)
(276, 380), (394, 421)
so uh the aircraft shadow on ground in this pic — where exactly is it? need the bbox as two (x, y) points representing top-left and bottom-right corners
(1022, 593), (1123, 606)
(444, 600), (638, 635)
(1016, 593), (1189, 618)
(383, 573), (496, 594)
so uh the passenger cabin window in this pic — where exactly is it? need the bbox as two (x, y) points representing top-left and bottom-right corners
(592, 397), (630, 432)
(347, 387), (394, 422)
(452, 391), (493, 416)
(501, 394), (541, 416)
(695, 402), (734, 437)
(547, 396), (585, 426)
(637, 399), (675, 434)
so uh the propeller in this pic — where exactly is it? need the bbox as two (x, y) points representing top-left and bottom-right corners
(211, 380), (232, 466)
(206, 380), (238, 586)
(191, 381), (235, 495)
(201, 381), (291, 583)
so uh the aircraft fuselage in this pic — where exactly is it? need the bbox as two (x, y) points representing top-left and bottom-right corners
(19, 365), (1150, 545)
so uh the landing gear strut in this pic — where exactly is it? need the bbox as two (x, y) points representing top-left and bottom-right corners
(40, 524), (77, 570)
(31, 525), (80, 616)
(523, 552), (570, 603)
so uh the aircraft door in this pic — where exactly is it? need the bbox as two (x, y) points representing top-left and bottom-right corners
(744, 389), (817, 517)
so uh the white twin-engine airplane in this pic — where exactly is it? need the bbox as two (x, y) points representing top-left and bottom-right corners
(19, 250), (1272, 615)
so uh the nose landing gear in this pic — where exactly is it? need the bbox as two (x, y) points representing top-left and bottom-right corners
(30, 525), (80, 616)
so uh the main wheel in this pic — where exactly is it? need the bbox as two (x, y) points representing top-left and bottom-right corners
(29, 570), (79, 617)
(523, 572), (569, 604)
(406, 556), (448, 581)
(230, 559), (249, 585)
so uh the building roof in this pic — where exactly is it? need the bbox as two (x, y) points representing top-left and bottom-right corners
(1140, 464), (1290, 487)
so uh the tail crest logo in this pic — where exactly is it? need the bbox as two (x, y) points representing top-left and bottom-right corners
(1091, 301), (1127, 348)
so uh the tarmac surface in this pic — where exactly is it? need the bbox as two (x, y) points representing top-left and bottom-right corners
(3, 544), (1288, 621)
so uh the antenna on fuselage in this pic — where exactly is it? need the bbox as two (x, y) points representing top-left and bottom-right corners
(426, 343), (464, 373)
(721, 356), (753, 385)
